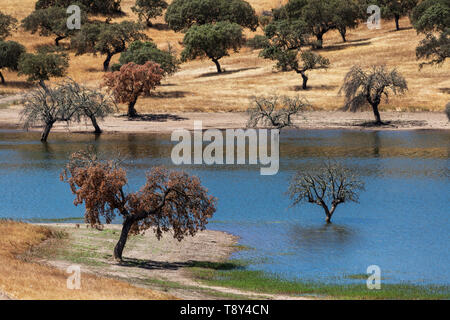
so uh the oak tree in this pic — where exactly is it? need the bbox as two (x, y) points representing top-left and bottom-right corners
(0, 40), (26, 84)
(0, 11), (18, 40)
(61, 151), (217, 261)
(132, 0), (168, 27)
(35, 0), (122, 15)
(376, 0), (418, 31)
(104, 62), (164, 117)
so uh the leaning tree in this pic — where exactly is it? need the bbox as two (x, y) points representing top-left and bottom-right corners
(0, 40), (26, 84)
(247, 95), (310, 129)
(339, 65), (408, 125)
(131, 0), (168, 27)
(181, 21), (245, 73)
(289, 161), (365, 224)
(0, 11), (18, 40)
(61, 150), (217, 261)
(104, 61), (164, 117)
(71, 21), (147, 71)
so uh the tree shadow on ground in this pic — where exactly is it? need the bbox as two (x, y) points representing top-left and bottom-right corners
(118, 113), (188, 122)
(151, 23), (171, 31)
(197, 67), (260, 78)
(118, 257), (243, 271)
(151, 91), (188, 99)
(0, 81), (35, 89)
(319, 41), (371, 52)
(291, 84), (339, 91)
(388, 26), (413, 33)
(354, 120), (428, 128)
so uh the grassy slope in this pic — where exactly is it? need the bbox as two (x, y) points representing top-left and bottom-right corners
(0, 220), (175, 299)
(0, 0), (448, 113)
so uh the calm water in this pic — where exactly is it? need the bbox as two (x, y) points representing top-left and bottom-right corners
(0, 129), (449, 285)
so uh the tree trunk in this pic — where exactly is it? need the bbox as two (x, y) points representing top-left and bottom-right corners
(128, 97), (139, 118)
(315, 33), (324, 49)
(90, 115), (102, 134)
(103, 53), (113, 72)
(326, 214), (332, 224)
(113, 217), (135, 261)
(395, 15), (400, 31)
(371, 102), (383, 124)
(339, 28), (347, 42)
(39, 79), (49, 93)
(55, 35), (66, 47)
(212, 59), (222, 73)
(0, 71), (5, 84)
(41, 122), (54, 142)
(300, 71), (308, 90)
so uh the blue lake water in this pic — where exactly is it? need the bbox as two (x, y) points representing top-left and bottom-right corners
(0, 129), (449, 285)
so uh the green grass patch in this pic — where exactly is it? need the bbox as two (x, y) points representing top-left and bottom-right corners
(189, 267), (450, 300)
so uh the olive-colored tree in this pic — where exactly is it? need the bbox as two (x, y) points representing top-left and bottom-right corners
(376, 0), (418, 31)
(289, 161), (365, 224)
(35, 0), (122, 15)
(104, 62), (164, 117)
(339, 65), (408, 124)
(132, 0), (168, 27)
(0, 11), (18, 40)
(0, 40), (26, 84)
(61, 151), (217, 261)
(181, 22), (245, 73)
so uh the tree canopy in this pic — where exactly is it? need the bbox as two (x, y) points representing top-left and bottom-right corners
(22, 6), (87, 46)
(61, 151), (217, 260)
(35, 0), (122, 15)
(165, 0), (258, 32)
(376, 0), (418, 31)
(181, 21), (245, 73)
(113, 41), (180, 76)
(0, 40), (26, 84)
(71, 21), (147, 71)
(132, 0), (168, 27)
(0, 11), (18, 40)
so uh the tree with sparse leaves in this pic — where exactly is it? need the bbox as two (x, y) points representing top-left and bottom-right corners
(247, 95), (310, 129)
(0, 11), (17, 40)
(61, 150), (217, 261)
(339, 65), (408, 125)
(181, 22), (245, 73)
(289, 161), (365, 224)
(22, 6), (87, 46)
(132, 0), (168, 27)
(411, 0), (449, 68)
(0, 40), (26, 84)
(104, 62), (164, 117)
(71, 21), (147, 71)
(165, 0), (258, 32)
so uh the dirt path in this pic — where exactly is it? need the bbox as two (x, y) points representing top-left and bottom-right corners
(35, 224), (309, 300)
(0, 104), (448, 133)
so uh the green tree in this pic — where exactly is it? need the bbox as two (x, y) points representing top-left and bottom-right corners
(35, 0), (122, 15)
(113, 40), (180, 76)
(22, 6), (87, 46)
(0, 40), (26, 84)
(260, 19), (330, 89)
(411, 0), (449, 67)
(18, 49), (69, 90)
(0, 11), (18, 40)
(165, 0), (258, 32)
(376, 0), (418, 31)
(71, 21), (147, 71)
(131, 0), (168, 27)
(181, 22), (245, 73)
(334, 0), (365, 42)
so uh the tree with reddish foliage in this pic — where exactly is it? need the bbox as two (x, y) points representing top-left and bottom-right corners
(103, 62), (164, 118)
(61, 149), (217, 261)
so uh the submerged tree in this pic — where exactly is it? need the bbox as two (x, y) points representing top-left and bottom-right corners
(61, 150), (217, 261)
(104, 61), (164, 117)
(289, 162), (365, 224)
(339, 65), (408, 125)
(247, 95), (310, 129)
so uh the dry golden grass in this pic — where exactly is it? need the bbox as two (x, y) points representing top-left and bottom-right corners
(0, 0), (448, 112)
(0, 220), (175, 299)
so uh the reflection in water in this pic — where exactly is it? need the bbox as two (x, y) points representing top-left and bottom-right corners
(288, 223), (355, 251)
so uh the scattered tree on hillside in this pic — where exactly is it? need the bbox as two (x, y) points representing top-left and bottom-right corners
(22, 6), (87, 46)
(247, 95), (310, 129)
(260, 19), (330, 89)
(289, 161), (365, 224)
(112, 41), (180, 76)
(18, 49), (69, 91)
(376, 0), (418, 31)
(334, 0), (365, 42)
(131, 0), (168, 27)
(35, 0), (122, 15)
(61, 150), (217, 261)
(0, 11), (18, 40)
(411, 0), (449, 68)
(181, 22), (245, 73)
(165, 0), (258, 32)
(0, 40), (26, 84)
(339, 65), (408, 125)
(104, 62), (164, 118)
(71, 21), (147, 71)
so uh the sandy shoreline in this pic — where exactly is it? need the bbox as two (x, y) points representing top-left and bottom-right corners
(0, 105), (449, 134)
